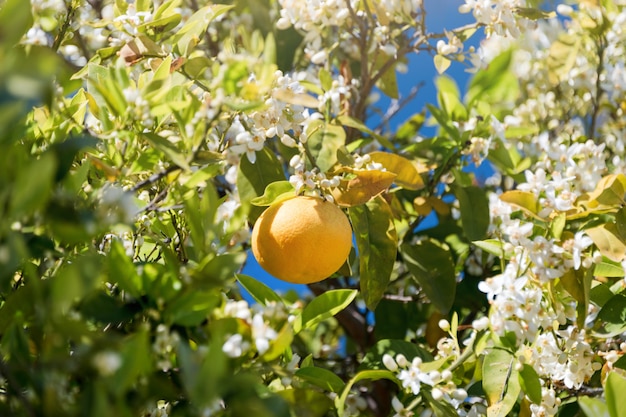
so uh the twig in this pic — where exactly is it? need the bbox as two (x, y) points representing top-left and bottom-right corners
(52, 3), (77, 51)
(374, 83), (423, 134)
(130, 165), (181, 193)
(589, 36), (606, 141)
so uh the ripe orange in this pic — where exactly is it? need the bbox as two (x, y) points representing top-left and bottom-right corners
(251, 196), (352, 284)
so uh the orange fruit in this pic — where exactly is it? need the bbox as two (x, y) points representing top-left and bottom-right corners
(251, 196), (352, 284)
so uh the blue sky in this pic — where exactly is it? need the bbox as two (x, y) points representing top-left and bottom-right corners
(241, 1), (477, 298)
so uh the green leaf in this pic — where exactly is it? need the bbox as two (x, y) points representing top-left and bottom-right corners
(111, 331), (152, 397)
(613, 354), (626, 371)
(590, 282), (616, 308)
(171, 4), (234, 56)
(293, 289), (358, 334)
(262, 321), (294, 361)
(518, 364), (542, 405)
(9, 152), (57, 217)
(598, 294), (626, 335)
(164, 290), (221, 326)
(251, 181), (295, 206)
(237, 147), (286, 223)
(337, 115), (396, 150)
(579, 396), (610, 417)
(606, 372), (626, 417)
(319, 68), (333, 91)
(51, 253), (102, 317)
(277, 388), (333, 417)
(547, 33), (581, 86)
(108, 240), (142, 298)
(306, 120), (346, 172)
(466, 49), (517, 107)
(373, 299), (412, 340)
(368, 151), (425, 190)
(560, 267), (592, 328)
(183, 183), (219, 253)
(0, 0), (34, 47)
(551, 213), (566, 240)
(427, 104), (461, 142)
(349, 196), (398, 310)
(336, 370), (396, 417)
(453, 185), (489, 241)
(514, 7), (556, 20)
(401, 239), (456, 314)
(436, 75), (467, 120)
(236, 274), (283, 306)
(483, 348), (520, 417)
(395, 112), (426, 142)
(473, 239), (508, 259)
(373, 54), (398, 99)
(295, 367), (346, 393)
(142, 132), (190, 171)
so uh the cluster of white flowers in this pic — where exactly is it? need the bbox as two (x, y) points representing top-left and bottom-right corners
(224, 71), (312, 163)
(383, 353), (468, 413)
(459, 0), (534, 38)
(220, 299), (292, 358)
(276, 0), (421, 66)
(526, 327), (600, 390)
(123, 87), (155, 128)
(153, 324), (180, 372)
(463, 4), (626, 404)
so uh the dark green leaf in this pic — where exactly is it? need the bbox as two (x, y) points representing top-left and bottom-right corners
(108, 239), (143, 298)
(401, 240), (456, 314)
(590, 283), (616, 308)
(518, 364), (542, 405)
(453, 185), (489, 241)
(237, 147), (286, 223)
(349, 196), (398, 310)
(10, 152), (57, 217)
(598, 294), (626, 334)
(296, 367), (346, 393)
(277, 389), (332, 417)
(164, 290), (221, 326)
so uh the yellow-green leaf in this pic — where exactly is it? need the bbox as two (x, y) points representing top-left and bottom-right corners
(332, 170), (396, 207)
(434, 54), (451, 74)
(586, 223), (626, 262)
(500, 190), (542, 218)
(586, 173), (626, 208)
(483, 349), (520, 417)
(369, 151), (425, 190)
(251, 181), (295, 206)
(349, 196), (398, 310)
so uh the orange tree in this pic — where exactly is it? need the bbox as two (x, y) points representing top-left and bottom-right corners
(1, 0), (626, 416)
